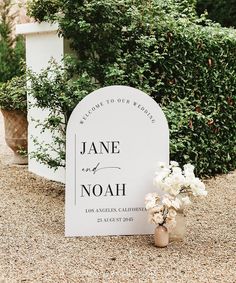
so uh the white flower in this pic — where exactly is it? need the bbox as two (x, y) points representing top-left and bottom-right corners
(162, 195), (172, 207)
(153, 213), (164, 225)
(171, 198), (181, 210)
(167, 208), (177, 219)
(164, 218), (176, 231)
(181, 196), (191, 206)
(149, 205), (163, 215)
(155, 162), (170, 179)
(189, 178), (207, 196)
(172, 166), (182, 175)
(162, 194), (181, 209)
(168, 185), (181, 196)
(170, 161), (179, 167)
(145, 192), (159, 202)
(184, 163), (195, 178)
(184, 176), (195, 188)
(184, 163), (195, 172)
(153, 174), (166, 188)
(145, 192), (160, 209)
(145, 200), (156, 210)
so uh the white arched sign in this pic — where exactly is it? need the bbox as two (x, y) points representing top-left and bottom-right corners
(65, 86), (169, 236)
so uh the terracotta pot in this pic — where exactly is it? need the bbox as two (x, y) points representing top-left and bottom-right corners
(154, 226), (169, 247)
(1, 109), (28, 164)
(169, 209), (186, 242)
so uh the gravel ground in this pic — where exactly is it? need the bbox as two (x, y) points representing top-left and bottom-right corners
(0, 113), (236, 283)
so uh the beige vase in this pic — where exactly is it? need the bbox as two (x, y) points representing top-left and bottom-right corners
(1, 109), (28, 165)
(169, 209), (186, 241)
(154, 226), (169, 247)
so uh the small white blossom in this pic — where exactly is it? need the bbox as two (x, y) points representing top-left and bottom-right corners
(164, 218), (176, 231)
(153, 213), (164, 225)
(172, 166), (182, 175)
(170, 161), (179, 167)
(167, 208), (177, 219)
(145, 192), (159, 202)
(168, 186), (181, 196)
(145, 193), (160, 209)
(171, 198), (181, 210)
(145, 199), (156, 210)
(184, 163), (195, 178)
(181, 196), (191, 206)
(162, 195), (172, 208)
(149, 205), (163, 215)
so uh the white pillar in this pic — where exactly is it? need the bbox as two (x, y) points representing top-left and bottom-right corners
(16, 22), (67, 183)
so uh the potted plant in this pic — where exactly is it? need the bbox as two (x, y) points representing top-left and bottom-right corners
(145, 192), (180, 247)
(145, 161), (207, 247)
(0, 75), (28, 164)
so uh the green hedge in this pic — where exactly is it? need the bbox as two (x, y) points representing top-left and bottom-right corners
(0, 0), (25, 83)
(103, 19), (236, 176)
(28, 0), (236, 176)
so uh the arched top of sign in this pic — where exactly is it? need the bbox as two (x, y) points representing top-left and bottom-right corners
(65, 85), (169, 237)
(67, 85), (168, 131)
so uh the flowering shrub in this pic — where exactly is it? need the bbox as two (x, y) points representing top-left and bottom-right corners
(145, 161), (207, 230)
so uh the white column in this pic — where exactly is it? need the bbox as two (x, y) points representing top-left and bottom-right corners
(16, 22), (66, 183)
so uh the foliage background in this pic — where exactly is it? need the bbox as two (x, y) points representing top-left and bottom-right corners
(28, 0), (236, 176)
(0, 0), (25, 83)
(196, 0), (236, 27)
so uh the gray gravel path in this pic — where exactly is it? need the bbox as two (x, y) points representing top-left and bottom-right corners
(0, 113), (235, 283)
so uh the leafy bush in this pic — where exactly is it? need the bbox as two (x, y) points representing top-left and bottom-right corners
(0, 75), (27, 111)
(0, 0), (25, 83)
(28, 57), (95, 168)
(27, 0), (61, 22)
(28, 0), (236, 176)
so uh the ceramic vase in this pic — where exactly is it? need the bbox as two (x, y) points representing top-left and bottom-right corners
(169, 209), (186, 241)
(154, 225), (169, 247)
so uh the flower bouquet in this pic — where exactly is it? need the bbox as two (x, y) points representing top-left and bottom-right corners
(145, 192), (181, 247)
(145, 161), (207, 247)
